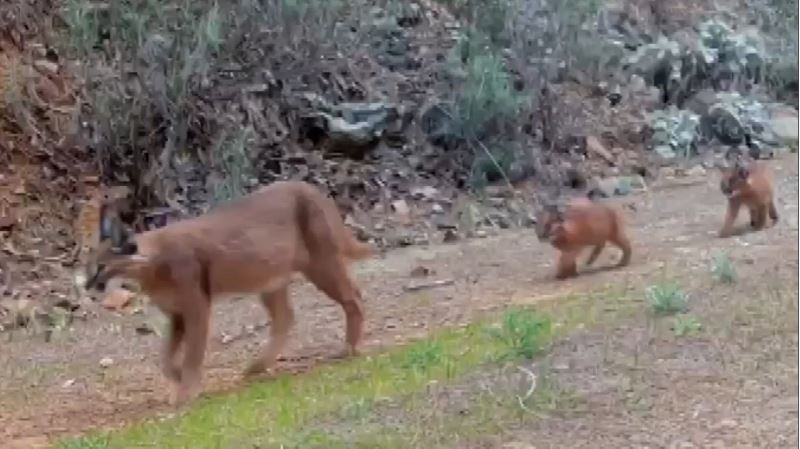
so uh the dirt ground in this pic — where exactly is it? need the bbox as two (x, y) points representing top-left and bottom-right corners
(1, 154), (797, 446)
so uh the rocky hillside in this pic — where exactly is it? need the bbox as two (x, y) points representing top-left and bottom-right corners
(0, 0), (797, 328)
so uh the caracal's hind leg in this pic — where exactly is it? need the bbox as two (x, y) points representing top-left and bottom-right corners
(768, 199), (779, 225)
(244, 287), (295, 376)
(585, 243), (605, 266)
(610, 233), (632, 268)
(305, 256), (365, 358)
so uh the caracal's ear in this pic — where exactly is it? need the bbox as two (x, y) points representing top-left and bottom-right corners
(736, 163), (750, 181)
(543, 203), (563, 222)
(100, 203), (138, 255)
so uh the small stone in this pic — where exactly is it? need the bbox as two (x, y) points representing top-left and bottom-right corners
(33, 59), (59, 75)
(391, 199), (410, 217)
(410, 186), (439, 200)
(716, 418), (738, 429)
(410, 265), (432, 278)
(686, 165), (707, 177)
(660, 167), (676, 178)
(654, 144), (677, 160)
(588, 177), (618, 198)
(99, 357), (114, 368)
(431, 203), (444, 214)
(586, 135), (615, 164)
(442, 229), (459, 243)
(101, 288), (135, 311)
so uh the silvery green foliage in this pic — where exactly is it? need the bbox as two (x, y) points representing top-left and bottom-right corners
(707, 92), (779, 147)
(622, 20), (769, 94)
(698, 19), (767, 80)
(623, 35), (683, 82)
(648, 107), (701, 159)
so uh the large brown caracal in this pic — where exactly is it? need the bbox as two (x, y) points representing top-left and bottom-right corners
(84, 181), (372, 405)
(534, 197), (632, 280)
(717, 158), (778, 238)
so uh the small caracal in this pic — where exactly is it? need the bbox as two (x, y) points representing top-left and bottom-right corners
(717, 158), (779, 238)
(534, 197), (632, 280)
(84, 181), (372, 405)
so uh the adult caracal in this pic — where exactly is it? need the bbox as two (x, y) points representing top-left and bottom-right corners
(84, 181), (372, 405)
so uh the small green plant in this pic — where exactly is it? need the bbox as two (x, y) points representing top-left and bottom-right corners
(711, 253), (737, 284)
(672, 315), (703, 337)
(469, 146), (515, 189)
(490, 307), (552, 360)
(207, 127), (255, 206)
(451, 33), (522, 139)
(402, 340), (444, 372)
(646, 283), (689, 316)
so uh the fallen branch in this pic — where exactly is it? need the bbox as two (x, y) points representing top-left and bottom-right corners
(403, 278), (455, 292)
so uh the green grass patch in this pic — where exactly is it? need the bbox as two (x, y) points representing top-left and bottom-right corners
(58, 287), (637, 449)
(646, 282), (689, 316)
(672, 314), (704, 337)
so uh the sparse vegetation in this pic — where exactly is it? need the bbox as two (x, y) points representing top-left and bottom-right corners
(490, 307), (553, 360)
(672, 314), (703, 337)
(55, 288), (634, 449)
(711, 252), (737, 284)
(646, 282), (689, 316)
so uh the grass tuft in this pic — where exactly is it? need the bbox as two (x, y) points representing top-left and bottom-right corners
(646, 282), (689, 316)
(672, 315), (704, 337)
(711, 252), (737, 284)
(490, 307), (552, 360)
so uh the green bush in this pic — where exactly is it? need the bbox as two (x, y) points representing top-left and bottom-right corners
(490, 307), (552, 360)
(646, 283), (689, 316)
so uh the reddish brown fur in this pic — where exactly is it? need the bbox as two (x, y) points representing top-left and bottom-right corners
(534, 197), (632, 280)
(85, 181), (372, 405)
(717, 159), (778, 238)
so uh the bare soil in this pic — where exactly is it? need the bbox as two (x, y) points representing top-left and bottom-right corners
(1, 155), (797, 446)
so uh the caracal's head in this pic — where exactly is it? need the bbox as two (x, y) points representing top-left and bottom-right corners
(718, 159), (751, 199)
(84, 203), (138, 292)
(532, 202), (564, 243)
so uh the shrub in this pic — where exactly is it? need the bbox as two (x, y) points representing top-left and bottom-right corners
(646, 283), (689, 316)
(490, 307), (552, 360)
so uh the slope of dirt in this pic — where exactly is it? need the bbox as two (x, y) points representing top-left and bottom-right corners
(0, 155), (797, 445)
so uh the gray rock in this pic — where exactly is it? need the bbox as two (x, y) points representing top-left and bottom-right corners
(770, 115), (799, 146)
(686, 165), (707, 177)
(588, 177), (618, 198)
(589, 175), (647, 198)
(654, 144), (677, 160)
